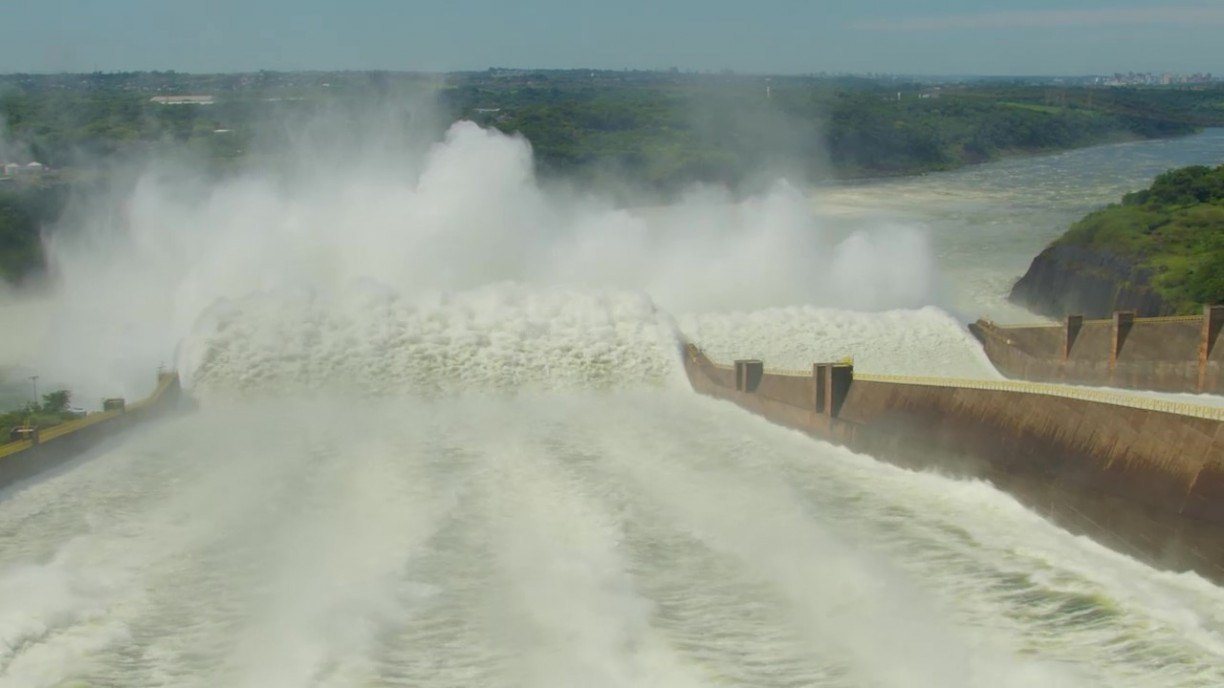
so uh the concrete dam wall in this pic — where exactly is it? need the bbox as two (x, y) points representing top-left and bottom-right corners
(0, 372), (184, 490)
(682, 344), (1224, 582)
(971, 305), (1224, 393)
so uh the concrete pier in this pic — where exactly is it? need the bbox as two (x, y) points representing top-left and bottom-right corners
(971, 305), (1224, 393)
(682, 344), (1224, 583)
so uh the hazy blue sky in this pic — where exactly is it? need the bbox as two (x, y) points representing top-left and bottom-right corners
(4, 1), (1222, 75)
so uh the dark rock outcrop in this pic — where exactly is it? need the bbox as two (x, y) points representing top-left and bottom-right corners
(1009, 243), (1171, 318)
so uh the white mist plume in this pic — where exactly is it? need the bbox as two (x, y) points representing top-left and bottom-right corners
(4, 106), (939, 399)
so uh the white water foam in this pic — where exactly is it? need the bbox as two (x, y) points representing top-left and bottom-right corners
(180, 284), (685, 396)
(681, 305), (1000, 377)
(4, 103), (1222, 688)
(6, 119), (939, 403)
(3, 393), (1224, 686)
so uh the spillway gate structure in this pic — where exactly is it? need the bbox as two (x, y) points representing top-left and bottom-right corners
(683, 343), (1224, 584)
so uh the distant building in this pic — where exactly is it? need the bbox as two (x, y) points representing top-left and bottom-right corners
(1103, 71), (1217, 87)
(150, 95), (215, 105)
(1, 161), (44, 177)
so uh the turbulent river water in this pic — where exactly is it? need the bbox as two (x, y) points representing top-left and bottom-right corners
(813, 128), (1224, 322)
(3, 128), (1224, 686)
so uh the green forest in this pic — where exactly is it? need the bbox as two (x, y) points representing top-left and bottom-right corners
(452, 76), (1224, 186)
(1055, 164), (1224, 312)
(4, 70), (1224, 285)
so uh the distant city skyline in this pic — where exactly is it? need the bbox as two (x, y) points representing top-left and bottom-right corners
(3, 1), (1222, 76)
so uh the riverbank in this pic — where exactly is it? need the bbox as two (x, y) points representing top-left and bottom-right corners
(1010, 163), (1224, 318)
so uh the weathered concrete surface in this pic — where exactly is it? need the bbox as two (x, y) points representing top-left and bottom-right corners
(683, 344), (1224, 582)
(0, 373), (185, 491)
(971, 307), (1223, 393)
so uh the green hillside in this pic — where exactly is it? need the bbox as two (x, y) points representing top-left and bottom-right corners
(1055, 164), (1224, 312)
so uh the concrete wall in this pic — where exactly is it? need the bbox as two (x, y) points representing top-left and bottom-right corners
(972, 305), (1224, 393)
(0, 372), (184, 491)
(682, 345), (1224, 583)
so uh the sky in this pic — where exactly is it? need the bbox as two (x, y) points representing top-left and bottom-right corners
(2, 0), (1222, 76)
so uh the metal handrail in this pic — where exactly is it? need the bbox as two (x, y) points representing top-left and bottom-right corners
(692, 345), (1221, 420)
(990, 314), (1204, 330)
(854, 373), (1224, 421)
(1130, 315), (1205, 324)
(741, 360), (1224, 420)
(767, 367), (816, 378)
(0, 438), (33, 460)
(34, 410), (121, 443)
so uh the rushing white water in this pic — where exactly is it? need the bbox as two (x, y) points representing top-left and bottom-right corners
(680, 306), (1000, 378)
(3, 121), (1224, 686)
(3, 389), (1224, 687)
(812, 128), (1224, 321)
(180, 284), (684, 397)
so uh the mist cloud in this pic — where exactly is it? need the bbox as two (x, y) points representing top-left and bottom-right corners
(4, 104), (938, 399)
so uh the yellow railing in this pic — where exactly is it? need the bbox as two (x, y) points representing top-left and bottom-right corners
(854, 373), (1224, 421)
(0, 373), (178, 462)
(990, 314), (1205, 330)
(762, 357), (855, 379)
(33, 409), (122, 443)
(693, 345), (1221, 421)
(129, 373), (178, 411)
(766, 367), (815, 378)
(0, 438), (33, 460)
(985, 320), (1060, 330)
(732, 356), (1223, 421)
(1129, 315), (1205, 324)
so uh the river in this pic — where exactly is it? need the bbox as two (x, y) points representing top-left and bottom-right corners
(1, 127), (1224, 686)
(814, 128), (1224, 322)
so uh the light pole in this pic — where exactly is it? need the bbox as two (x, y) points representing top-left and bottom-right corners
(29, 375), (38, 407)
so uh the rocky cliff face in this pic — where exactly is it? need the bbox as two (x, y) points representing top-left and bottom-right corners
(1009, 244), (1171, 318)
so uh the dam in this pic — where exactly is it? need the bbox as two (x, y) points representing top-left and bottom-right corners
(972, 306), (1224, 394)
(682, 345), (1224, 582)
(3, 305), (1224, 686)
(2, 128), (1224, 686)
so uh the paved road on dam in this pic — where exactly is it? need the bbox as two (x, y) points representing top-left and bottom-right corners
(3, 389), (1224, 687)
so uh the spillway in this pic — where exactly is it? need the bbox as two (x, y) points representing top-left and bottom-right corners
(4, 311), (1224, 686)
(4, 393), (1224, 686)
(4, 126), (1224, 687)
